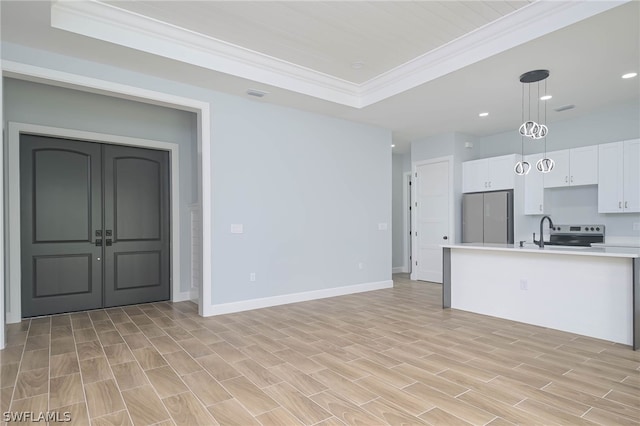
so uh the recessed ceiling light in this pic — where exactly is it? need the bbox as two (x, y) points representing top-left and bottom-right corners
(540, 95), (552, 101)
(478, 112), (489, 117)
(391, 144), (396, 148)
(622, 72), (638, 79)
(351, 61), (365, 70)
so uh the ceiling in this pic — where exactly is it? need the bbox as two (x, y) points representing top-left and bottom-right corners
(1, 1), (639, 153)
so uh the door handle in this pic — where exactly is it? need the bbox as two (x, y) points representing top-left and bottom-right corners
(95, 239), (102, 246)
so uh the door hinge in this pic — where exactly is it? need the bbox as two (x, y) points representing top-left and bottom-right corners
(415, 202), (417, 207)
(415, 261), (418, 266)
(415, 172), (417, 177)
(409, 181), (412, 185)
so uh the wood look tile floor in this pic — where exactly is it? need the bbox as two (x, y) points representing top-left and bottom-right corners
(1, 274), (639, 425)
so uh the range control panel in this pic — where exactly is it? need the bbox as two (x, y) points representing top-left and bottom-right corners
(550, 225), (605, 234)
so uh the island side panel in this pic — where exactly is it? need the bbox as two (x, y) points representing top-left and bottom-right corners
(443, 247), (451, 308)
(450, 249), (633, 346)
(635, 258), (639, 350)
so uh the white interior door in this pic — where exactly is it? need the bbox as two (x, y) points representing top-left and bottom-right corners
(412, 159), (451, 283)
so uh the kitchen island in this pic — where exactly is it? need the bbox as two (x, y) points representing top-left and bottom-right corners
(442, 243), (640, 349)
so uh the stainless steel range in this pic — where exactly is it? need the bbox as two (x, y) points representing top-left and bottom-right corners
(548, 224), (605, 247)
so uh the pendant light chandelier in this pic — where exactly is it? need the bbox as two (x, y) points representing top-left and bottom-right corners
(514, 69), (554, 175)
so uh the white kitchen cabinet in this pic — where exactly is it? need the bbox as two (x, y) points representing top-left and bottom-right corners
(462, 154), (516, 193)
(523, 153), (545, 215)
(599, 139), (640, 213)
(543, 145), (598, 188)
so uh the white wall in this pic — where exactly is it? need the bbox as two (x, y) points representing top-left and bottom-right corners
(2, 42), (392, 310)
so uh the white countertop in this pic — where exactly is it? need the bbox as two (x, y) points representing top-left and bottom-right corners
(442, 243), (640, 258)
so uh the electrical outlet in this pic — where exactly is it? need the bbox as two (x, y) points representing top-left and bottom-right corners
(250, 273), (256, 282)
(520, 279), (528, 290)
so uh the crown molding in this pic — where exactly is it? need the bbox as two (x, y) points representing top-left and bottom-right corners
(51, 0), (629, 109)
(51, 0), (363, 107)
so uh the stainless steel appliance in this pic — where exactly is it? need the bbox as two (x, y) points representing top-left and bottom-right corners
(543, 224), (605, 247)
(462, 191), (514, 244)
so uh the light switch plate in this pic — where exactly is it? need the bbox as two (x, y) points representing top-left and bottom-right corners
(231, 224), (243, 234)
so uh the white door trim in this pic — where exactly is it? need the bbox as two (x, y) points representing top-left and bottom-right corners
(2, 60), (214, 321)
(7, 123), (182, 322)
(402, 171), (412, 274)
(410, 156), (455, 282)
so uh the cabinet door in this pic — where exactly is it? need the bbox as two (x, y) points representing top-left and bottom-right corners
(462, 159), (488, 193)
(623, 139), (640, 212)
(487, 154), (516, 191)
(543, 149), (570, 188)
(570, 145), (598, 186)
(524, 153), (545, 215)
(598, 142), (624, 213)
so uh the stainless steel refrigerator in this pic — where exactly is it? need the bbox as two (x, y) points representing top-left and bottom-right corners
(462, 190), (514, 244)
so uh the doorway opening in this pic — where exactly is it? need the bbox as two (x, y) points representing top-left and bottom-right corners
(7, 123), (182, 321)
(20, 134), (171, 317)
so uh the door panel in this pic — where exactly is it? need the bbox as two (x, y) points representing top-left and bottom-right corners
(462, 193), (484, 243)
(21, 135), (171, 317)
(483, 191), (509, 244)
(414, 160), (450, 283)
(20, 135), (103, 317)
(103, 145), (170, 308)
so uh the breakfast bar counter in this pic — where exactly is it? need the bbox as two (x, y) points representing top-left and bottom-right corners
(442, 243), (640, 349)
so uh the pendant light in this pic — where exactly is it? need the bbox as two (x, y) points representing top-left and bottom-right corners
(515, 69), (554, 175)
(514, 83), (530, 175)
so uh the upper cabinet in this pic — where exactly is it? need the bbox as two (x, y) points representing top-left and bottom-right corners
(598, 139), (640, 213)
(543, 145), (598, 188)
(462, 154), (516, 193)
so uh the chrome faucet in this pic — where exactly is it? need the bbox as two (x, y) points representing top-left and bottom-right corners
(534, 215), (554, 248)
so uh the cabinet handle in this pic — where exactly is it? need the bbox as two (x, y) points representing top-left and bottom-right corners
(565, 176), (568, 183)
(619, 201), (622, 209)
(625, 201), (628, 209)
(488, 181), (492, 188)
(484, 182), (488, 188)
(539, 204), (543, 212)
(570, 176), (574, 183)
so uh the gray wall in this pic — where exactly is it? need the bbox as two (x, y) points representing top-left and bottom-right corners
(2, 42), (392, 307)
(3, 78), (198, 295)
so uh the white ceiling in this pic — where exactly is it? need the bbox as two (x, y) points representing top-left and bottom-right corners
(1, 1), (639, 153)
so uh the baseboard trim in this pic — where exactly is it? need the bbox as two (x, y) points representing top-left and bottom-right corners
(392, 266), (409, 274)
(203, 280), (394, 317)
(173, 290), (194, 303)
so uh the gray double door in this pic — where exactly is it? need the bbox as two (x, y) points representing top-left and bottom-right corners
(20, 134), (170, 317)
